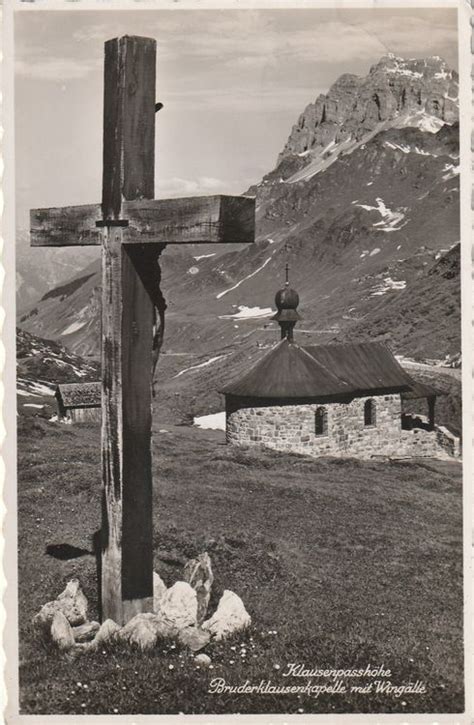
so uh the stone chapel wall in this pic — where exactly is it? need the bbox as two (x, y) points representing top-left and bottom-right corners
(226, 394), (403, 458)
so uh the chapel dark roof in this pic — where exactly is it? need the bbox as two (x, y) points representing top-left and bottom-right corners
(221, 340), (351, 398)
(400, 380), (441, 399)
(56, 382), (101, 408)
(303, 342), (415, 395)
(221, 339), (431, 399)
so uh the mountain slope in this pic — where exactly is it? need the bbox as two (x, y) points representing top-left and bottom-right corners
(16, 230), (100, 313)
(336, 243), (460, 359)
(17, 328), (100, 397)
(17, 54), (460, 365)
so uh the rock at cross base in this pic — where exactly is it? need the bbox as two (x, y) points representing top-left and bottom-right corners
(119, 613), (161, 652)
(67, 619), (121, 659)
(72, 621), (100, 643)
(153, 572), (167, 612)
(183, 553), (213, 624)
(118, 611), (180, 650)
(178, 626), (211, 652)
(195, 653), (211, 667)
(202, 590), (251, 641)
(94, 618), (121, 645)
(158, 582), (198, 630)
(51, 611), (75, 651)
(57, 579), (88, 609)
(33, 578), (88, 628)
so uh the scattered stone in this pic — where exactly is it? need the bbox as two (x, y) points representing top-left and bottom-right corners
(159, 582), (198, 630)
(33, 579), (88, 628)
(178, 626), (211, 652)
(153, 572), (167, 612)
(183, 553), (213, 624)
(51, 611), (75, 651)
(72, 621), (100, 643)
(195, 653), (211, 667)
(94, 618), (121, 645)
(202, 590), (251, 640)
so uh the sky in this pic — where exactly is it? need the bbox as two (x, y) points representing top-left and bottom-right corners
(14, 7), (458, 230)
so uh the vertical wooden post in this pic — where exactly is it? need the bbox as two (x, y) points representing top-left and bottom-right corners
(100, 36), (157, 624)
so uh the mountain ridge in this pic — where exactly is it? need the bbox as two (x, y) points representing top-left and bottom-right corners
(17, 53), (460, 366)
(266, 54), (458, 184)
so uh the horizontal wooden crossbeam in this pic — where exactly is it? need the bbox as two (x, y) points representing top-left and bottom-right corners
(30, 194), (255, 247)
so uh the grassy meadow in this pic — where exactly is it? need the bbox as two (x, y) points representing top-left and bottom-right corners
(17, 405), (463, 715)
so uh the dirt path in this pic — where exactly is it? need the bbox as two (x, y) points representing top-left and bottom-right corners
(400, 359), (461, 382)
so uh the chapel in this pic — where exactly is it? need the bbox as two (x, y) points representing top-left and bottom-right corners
(221, 276), (460, 460)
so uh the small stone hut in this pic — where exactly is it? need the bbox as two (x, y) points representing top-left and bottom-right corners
(55, 382), (101, 424)
(221, 281), (460, 460)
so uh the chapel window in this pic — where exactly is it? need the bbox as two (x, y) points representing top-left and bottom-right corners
(364, 398), (376, 427)
(315, 407), (328, 436)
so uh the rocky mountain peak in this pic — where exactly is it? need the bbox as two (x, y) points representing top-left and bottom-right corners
(273, 54), (458, 182)
(371, 53), (451, 74)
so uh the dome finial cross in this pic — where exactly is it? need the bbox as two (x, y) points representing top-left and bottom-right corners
(272, 242), (300, 342)
(284, 242), (292, 286)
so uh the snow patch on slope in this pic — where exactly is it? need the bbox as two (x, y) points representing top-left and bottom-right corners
(384, 141), (432, 156)
(194, 412), (226, 431)
(193, 253), (216, 261)
(371, 277), (407, 296)
(62, 320), (87, 336)
(442, 163), (460, 181)
(219, 305), (273, 320)
(216, 256), (273, 299)
(385, 66), (422, 79)
(17, 378), (55, 397)
(356, 198), (407, 232)
(403, 111), (445, 133)
(174, 354), (230, 378)
(384, 141), (410, 154)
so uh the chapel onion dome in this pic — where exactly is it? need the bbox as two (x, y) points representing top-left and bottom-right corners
(271, 267), (302, 342)
(273, 284), (301, 322)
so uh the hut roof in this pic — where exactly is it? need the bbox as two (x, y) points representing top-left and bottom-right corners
(56, 382), (101, 408)
(221, 340), (433, 399)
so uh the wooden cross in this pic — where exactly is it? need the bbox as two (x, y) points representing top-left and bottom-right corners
(30, 36), (255, 625)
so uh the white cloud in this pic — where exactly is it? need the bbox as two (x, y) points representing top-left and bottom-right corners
(156, 176), (232, 197)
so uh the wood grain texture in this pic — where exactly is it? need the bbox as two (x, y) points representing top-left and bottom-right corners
(102, 35), (156, 219)
(30, 204), (102, 246)
(123, 195), (255, 244)
(100, 229), (125, 624)
(30, 195), (255, 246)
(100, 36), (156, 625)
